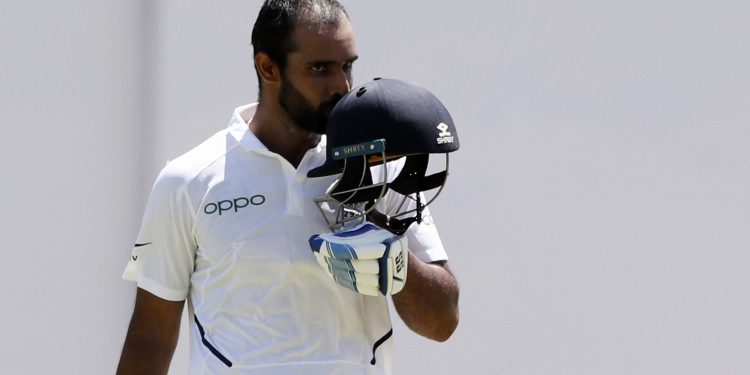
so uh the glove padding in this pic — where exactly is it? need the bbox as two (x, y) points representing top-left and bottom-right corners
(309, 222), (408, 296)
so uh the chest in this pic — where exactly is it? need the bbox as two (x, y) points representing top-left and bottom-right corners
(192, 154), (337, 265)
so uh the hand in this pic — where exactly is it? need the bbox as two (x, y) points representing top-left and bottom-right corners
(308, 222), (408, 296)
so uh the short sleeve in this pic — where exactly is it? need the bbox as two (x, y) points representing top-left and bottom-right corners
(370, 159), (449, 263)
(379, 190), (447, 263)
(122, 166), (197, 301)
(401, 200), (448, 263)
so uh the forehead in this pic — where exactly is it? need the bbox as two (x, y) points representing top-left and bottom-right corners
(288, 16), (357, 63)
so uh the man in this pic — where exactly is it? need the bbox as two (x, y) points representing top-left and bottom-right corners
(117, 1), (458, 374)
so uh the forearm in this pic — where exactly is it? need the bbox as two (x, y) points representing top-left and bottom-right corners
(392, 252), (459, 341)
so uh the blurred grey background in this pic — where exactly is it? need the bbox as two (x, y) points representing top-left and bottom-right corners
(2, 1), (749, 374)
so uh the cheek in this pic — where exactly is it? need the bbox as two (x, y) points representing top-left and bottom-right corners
(305, 78), (337, 104)
(289, 72), (337, 105)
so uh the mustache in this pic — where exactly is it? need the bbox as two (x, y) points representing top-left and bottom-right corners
(318, 93), (343, 113)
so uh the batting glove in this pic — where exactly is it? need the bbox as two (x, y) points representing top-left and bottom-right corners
(309, 222), (408, 296)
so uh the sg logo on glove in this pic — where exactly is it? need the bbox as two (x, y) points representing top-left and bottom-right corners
(309, 222), (409, 296)
(394, 251), (404, 274)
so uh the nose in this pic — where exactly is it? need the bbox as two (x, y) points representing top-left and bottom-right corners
(331, 68), (351, 97)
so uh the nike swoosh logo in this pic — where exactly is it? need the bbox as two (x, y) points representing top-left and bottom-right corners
(134, 242), (152, 247)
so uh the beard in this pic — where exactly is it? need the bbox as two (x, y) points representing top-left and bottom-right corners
(278, 76), (342, 134)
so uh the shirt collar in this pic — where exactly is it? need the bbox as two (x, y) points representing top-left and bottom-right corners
(228, 103), (265, 151)
(228, 103), (328, 154)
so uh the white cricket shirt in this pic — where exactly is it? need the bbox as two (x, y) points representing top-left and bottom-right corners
(123, 104), (448, 374)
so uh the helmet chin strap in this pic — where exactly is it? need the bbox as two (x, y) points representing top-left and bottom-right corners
(366, 209), (417, 236)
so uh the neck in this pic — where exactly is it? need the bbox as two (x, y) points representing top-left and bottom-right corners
(249, 101), (321, 168)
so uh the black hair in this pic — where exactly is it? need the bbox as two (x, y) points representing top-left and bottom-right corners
(251, 0), (348, 94)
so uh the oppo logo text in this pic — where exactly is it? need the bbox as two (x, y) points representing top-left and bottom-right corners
(203, 195), (266, 215)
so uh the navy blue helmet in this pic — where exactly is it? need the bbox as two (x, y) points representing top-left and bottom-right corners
(309, 78), (460, 233)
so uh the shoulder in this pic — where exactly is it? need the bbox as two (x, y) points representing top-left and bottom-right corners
(157, 104), (256, 188)
(156, 128), (234, 188)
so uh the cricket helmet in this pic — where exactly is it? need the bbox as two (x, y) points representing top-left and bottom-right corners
(308, 78), (460, 233)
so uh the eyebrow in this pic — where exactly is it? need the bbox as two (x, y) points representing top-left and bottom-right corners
(309, 55), (359, 66)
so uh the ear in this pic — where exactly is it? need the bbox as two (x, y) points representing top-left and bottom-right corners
(254, 52), (281, 86)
